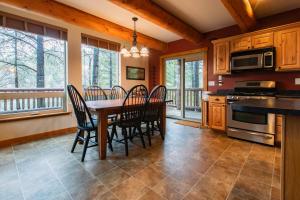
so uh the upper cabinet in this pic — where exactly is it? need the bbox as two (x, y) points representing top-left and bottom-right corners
(252, 32), (274, 49)
(230, 36), (251, 52)
(212, 22), (300, 75)
(275, 28), (300, 71)
(213, 41), (230, 75)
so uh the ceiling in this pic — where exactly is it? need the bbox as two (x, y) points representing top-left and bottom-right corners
(55, 0), (300, 43)
(55, 0), (181, 42)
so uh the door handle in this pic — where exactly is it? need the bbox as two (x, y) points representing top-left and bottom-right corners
(228, 128), (273, 139)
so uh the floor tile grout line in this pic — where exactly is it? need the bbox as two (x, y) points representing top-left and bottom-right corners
(181, 138), (235, 200)
(270, 147), (278, 200)
(225, 142), (253, 200)
(34, 143), (74, 200)
(11, 145), (26, 200)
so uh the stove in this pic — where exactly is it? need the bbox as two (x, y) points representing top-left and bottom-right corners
(226, 81), (276, 146)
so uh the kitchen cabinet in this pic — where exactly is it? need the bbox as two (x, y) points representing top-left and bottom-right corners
(230, 36), (251, 52)
(252, 32), (274, 48)
(275, 114), (283, 147)
(275, 27), (300, 71)
(213, 41), (230, 75)
(209, 96), (226, 131)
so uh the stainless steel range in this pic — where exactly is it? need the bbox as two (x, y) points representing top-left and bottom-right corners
(227, 80), (276, 146)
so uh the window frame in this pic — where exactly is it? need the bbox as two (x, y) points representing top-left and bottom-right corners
(0, 23), (68, 119)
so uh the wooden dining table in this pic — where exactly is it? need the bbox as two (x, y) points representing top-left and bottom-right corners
(85, 99), (167, 160)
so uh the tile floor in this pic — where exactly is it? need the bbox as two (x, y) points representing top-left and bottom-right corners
(0, 119), (281, 200)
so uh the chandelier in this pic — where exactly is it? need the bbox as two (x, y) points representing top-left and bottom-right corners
(120, 17), (149, 58)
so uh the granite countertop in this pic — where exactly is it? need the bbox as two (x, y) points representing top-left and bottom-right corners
(231, 98), (300, 115)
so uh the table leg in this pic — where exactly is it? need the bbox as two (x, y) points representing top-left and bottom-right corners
(98, 111), (108, 160)
(160, 104), (166, 136)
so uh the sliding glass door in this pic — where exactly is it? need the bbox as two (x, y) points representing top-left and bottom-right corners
(165, 59), (181, 118)
(184, 60), (203, 120)
(165, 54), (204, 121)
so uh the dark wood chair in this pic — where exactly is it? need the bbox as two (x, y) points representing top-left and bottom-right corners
(110, 85), (127, 100)
(115, 84), (148, 156)
(110, 85), (128, 140)
(67, 85), (113, 162)
(84, 85), (108, 101)
(143, 85), (167, 145)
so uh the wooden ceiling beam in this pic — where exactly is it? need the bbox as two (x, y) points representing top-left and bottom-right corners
(0, 0), (167, 51)
(221, 0), (256, 32)
(109, 0), (204, 44)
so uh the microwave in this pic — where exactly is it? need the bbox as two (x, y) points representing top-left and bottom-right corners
(231, 47), (275, 71)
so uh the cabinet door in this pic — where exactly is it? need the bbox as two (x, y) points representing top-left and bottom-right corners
(275, 28), (300, 70)
(209, 103), (226, 131)
(230, 36), (251, 52)
(252, 32), (274, 48)
(213, 41), (230, 75)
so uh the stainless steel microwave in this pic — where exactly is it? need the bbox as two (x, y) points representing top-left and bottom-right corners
(231, 47), (275, 71)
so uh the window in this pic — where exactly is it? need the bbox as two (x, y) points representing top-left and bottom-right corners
(0, 14), (67, 117)
(81, 34), (120, 89)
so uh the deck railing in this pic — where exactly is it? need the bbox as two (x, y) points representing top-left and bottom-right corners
(0, 88), (65, 114)
(166, 88), (202, 111)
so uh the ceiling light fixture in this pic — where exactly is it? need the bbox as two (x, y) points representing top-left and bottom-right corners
(120, 17), (149, 58)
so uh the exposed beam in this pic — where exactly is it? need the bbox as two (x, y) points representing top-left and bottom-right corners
(109, 0), (204, 44)
(0, 0), (167, 51)
(221, 0), (256, 32)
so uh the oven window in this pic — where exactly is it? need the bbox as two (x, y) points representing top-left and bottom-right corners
(232, 110), (268, 124)
(233, 57), (258, 67)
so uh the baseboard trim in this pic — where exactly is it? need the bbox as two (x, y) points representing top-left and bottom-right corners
(0, 127), (77, 148)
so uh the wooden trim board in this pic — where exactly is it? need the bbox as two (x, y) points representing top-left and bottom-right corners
(0, 127), (77, 148)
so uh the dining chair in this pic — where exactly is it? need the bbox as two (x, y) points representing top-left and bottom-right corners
(84, 85), (108, 101)
(110, 85), (127, 100)
(115, 84), (148, 156)
(67, 85), (113, 162)
(110, 85), (128, 140)
(143, 85), (167, 145)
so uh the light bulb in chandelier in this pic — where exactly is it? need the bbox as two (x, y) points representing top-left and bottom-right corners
(120, 47), (129, 55)
(130, 46), (139, 54)
(140, 47), (149, 57)
(132, 52), (141, 58)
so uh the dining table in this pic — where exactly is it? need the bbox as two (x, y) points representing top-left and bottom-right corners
(85, 99), (167, 160)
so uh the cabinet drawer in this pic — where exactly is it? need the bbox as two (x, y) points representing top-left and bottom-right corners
(209, 96), (226, 104)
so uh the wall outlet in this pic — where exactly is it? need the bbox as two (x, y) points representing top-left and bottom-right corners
(295, 78), (300, 85)
(208, 81), (215, 86)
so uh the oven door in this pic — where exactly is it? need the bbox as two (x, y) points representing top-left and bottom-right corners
(231, 54), (263, 70)
(227, 103), (275, 134)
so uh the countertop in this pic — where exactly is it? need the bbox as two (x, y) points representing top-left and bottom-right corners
(231, 98), (300, 115)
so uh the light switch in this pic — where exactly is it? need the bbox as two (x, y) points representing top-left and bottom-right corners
(208, 81), (215, 86)
(295, 78), (300, 85)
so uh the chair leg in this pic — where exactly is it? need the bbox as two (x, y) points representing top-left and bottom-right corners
(123, 128), (129, 156)
(146, 122), (152, 146)
(138, 126), (146, 148)
(81, 132), (90, 162)
(151, 121), (155, 136)
(107, 130), (113, 152)
(71, 129), (81, 153)
(111, 124), (118, 140)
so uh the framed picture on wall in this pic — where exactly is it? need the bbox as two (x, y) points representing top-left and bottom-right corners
(126, 66), (145, 80)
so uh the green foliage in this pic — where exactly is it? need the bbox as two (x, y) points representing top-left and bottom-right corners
(165, 59), (203, 89)
(82, 45), (119, 89)
(0, 27), (66, 89)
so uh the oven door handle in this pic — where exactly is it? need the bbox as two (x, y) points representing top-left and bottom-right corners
(227, 128), (274, 139)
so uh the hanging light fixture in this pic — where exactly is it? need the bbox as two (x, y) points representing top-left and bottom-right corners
(120, 17), (149, 58)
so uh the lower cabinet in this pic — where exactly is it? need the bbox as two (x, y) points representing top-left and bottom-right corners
(208, 96), (226, 131)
